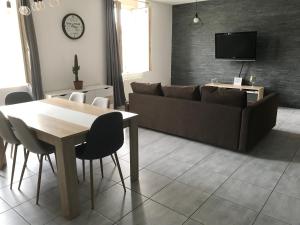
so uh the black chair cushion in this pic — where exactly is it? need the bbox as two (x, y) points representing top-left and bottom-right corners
(76, 112), (124, 160)
(75, 143), (87, 159)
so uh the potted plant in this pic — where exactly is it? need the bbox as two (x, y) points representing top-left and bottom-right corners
(73, 54), (83, 90)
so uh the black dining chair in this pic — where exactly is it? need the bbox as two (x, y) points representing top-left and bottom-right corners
(5, 92), (33, 105)
(76, 112), (126, 209)
(8, 116), (56, 204)
(0, 111), (27, 189)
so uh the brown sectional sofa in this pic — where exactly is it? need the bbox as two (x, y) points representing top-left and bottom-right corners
(128, 83), (278, 152)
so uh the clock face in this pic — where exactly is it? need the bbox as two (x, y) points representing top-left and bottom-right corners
(62, 14), (85, 40)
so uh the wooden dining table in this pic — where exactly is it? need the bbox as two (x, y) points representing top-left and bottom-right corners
(0, 98), (139, 219)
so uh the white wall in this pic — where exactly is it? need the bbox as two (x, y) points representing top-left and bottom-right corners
(33, 0), (172, 98)
(123, 1), (173, 99)
(33, 0), (106, 93)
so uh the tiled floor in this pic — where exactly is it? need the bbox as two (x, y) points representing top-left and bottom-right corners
(0, 107), (300, 225)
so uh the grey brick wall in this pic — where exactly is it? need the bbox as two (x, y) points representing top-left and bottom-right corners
(172, 0), (300, 108)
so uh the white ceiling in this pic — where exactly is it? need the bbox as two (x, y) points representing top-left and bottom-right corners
(153, 0), (208, 5)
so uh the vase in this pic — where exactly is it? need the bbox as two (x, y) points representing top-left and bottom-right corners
(73, 80), (83, 90)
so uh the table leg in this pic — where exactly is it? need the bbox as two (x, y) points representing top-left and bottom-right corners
(257, 89), (264, 101)
(54, 138), (79, 219)
(0, 137), (7, 170)
(129, 119), (139, 181)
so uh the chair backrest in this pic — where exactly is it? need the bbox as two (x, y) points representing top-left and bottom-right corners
(0, 111), (19, 145)
(8, 116), (47, 154)
(5, 92), (33, 105)
(82, 112), (124, 160)
(92, 97), (110, 109)
(69, 92), (86, 103)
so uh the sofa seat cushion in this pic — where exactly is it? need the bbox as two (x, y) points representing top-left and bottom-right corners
(201, 86), (247, 108)
(162, 85), (200, 100)
(131, 82), (163, 96)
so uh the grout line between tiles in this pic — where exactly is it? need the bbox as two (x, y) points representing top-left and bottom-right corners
(250, 148), (299, 225)
(181, 153), (253, 224)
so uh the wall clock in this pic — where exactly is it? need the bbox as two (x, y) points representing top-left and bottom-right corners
(62, 13), (85, 40)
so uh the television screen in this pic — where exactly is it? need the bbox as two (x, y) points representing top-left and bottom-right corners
(215, 31), (257, 60)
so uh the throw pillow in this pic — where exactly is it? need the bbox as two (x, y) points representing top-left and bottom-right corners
(131, 82), (163, 96)
(201, 86), (247, 108)
(162, 85), (201, 100)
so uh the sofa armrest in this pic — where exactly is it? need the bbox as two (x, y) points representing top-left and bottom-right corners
(239, 93), (278, 151)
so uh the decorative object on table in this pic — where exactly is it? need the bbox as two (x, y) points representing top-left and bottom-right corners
(62, 13), (85, 40)
(72, 54), (83, 90)
(249, 75), (256, 86)
(234, 77), (243, 86)
(18, 0), (60, 16)
(193, 0), (202, 24)
(211, 78), (218, 84)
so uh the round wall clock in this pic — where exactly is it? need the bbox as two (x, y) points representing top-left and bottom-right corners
(62, 13), (85, 40)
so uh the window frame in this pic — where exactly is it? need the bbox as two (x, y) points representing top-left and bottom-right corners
(115, 0), (152, 79)
(0, 0), (28, 89)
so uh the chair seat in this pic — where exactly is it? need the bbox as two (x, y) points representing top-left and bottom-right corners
(75, 143), (112, 160)
(75, 143), (87, 160)
(39, 141), (55, 154)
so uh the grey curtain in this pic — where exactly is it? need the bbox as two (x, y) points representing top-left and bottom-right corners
(106, 0), (126, 108)
(21, 1), (44, 100)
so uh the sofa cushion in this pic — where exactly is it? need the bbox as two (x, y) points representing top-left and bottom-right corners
(131, 82), (163, 96)
(162, 85), (200, 100)
(201, 86), (247, 108)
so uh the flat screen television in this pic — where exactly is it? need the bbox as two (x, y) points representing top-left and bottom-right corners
(215, 31), (257, 61)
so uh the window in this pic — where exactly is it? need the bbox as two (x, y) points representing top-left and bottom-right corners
(116, 1), (150, 76)
(0, 1), (27, 89)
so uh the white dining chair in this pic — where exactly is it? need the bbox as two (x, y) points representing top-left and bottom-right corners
(69, 92), (86, 103)
(91, 97), (110, 109)
(8, 116), (56, 204)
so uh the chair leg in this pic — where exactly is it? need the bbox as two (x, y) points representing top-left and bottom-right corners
(36, 155), (44, 205)
(46, 155), (56, 175)
(4, 142), (8, 153)
(10, 144), (13, 158)
(82, 160), (85, 181)
(54, 152), (58, 170)
(10, 144), (18, 189)
(18, 150), (30, 190)
(23, 147), (26, 159)
(100, 158), (104, 178)
(114, 153), (126, 192)
(90, 160), (94, 209)
(111, 154), (116, 166)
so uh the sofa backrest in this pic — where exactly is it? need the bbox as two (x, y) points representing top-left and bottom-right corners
(130, 82), (248, 109)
